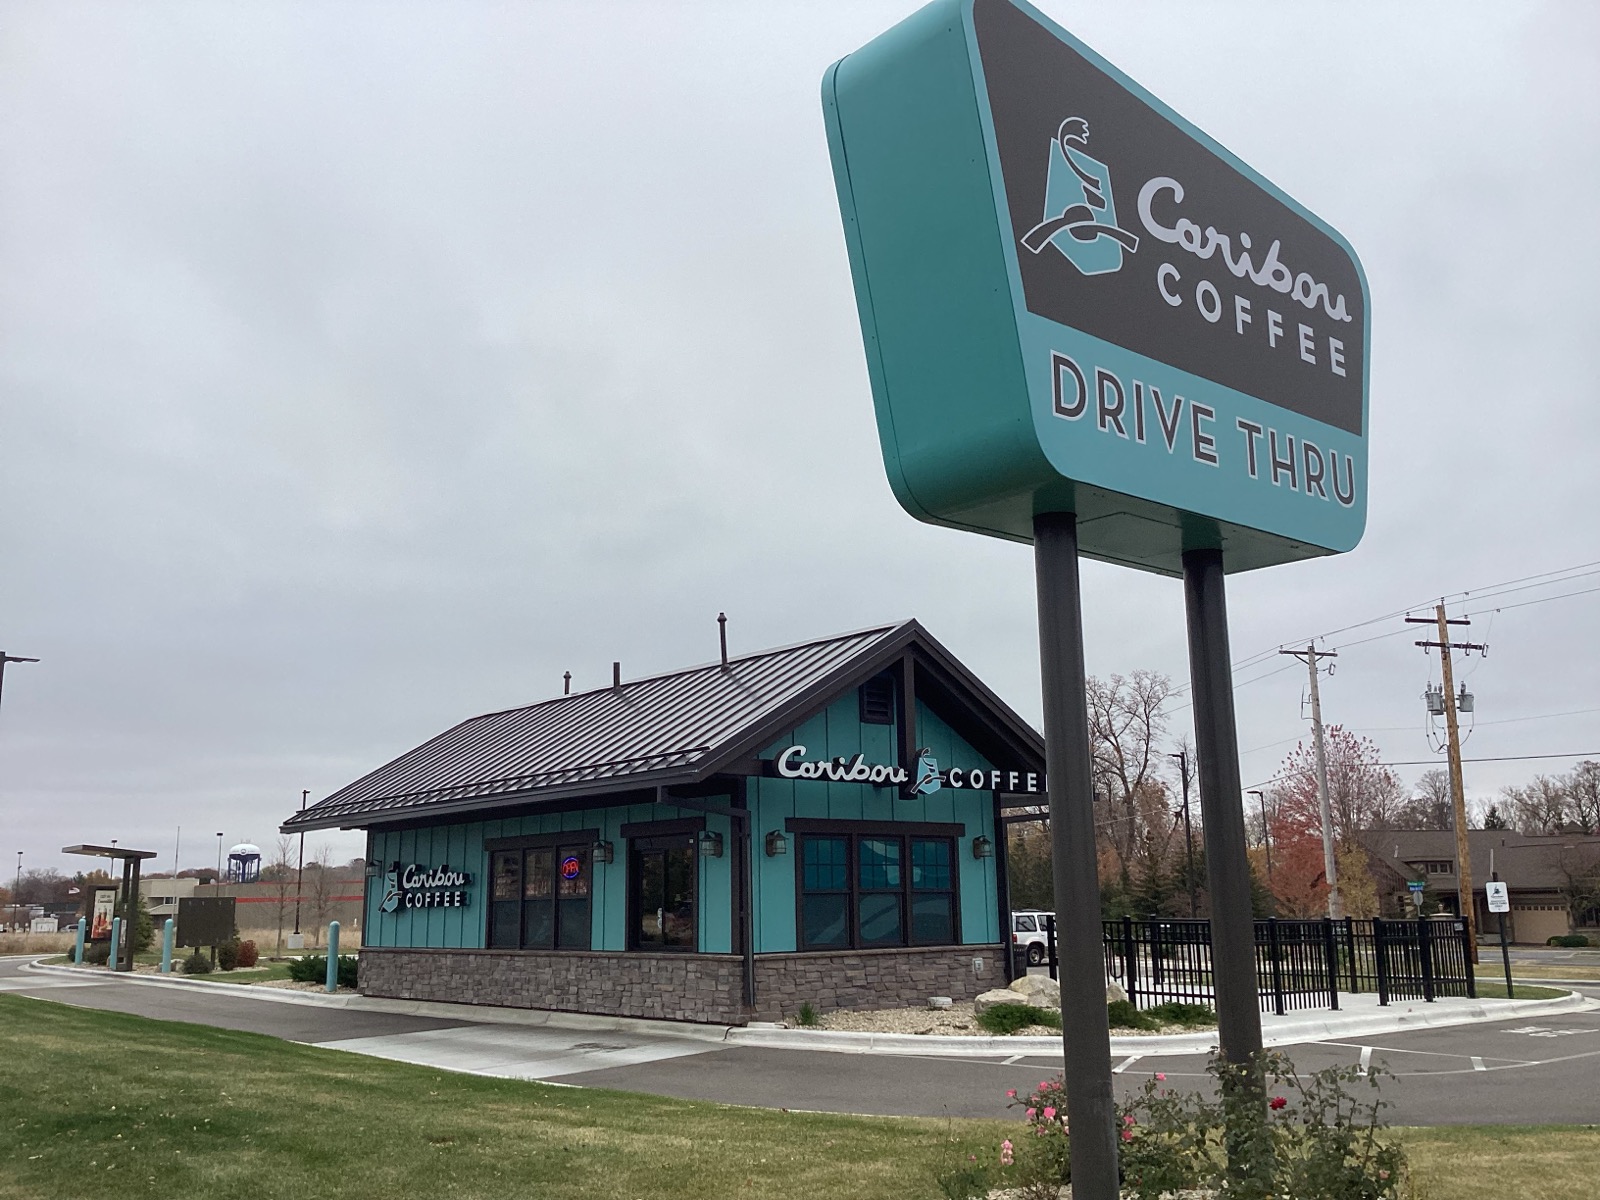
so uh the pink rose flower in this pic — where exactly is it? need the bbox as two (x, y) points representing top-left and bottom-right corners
(1026, 1107), (1036, 1119)
(1006, 1089), (1017, 1099)
(1042, 1106), (1056, 1120)
(1154, 1073), (1166, 1081)
(1270, 1096), (1288, 1110)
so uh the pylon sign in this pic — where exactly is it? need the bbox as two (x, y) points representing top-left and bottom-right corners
(823, 0), (1369, 576)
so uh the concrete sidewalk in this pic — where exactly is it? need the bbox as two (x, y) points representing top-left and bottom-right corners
(27, 956), (1593, 1059)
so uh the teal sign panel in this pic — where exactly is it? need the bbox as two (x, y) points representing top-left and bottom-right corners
(823, 0), (1370, 575)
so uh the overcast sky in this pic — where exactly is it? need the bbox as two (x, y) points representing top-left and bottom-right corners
(3, 2), (1597, 878)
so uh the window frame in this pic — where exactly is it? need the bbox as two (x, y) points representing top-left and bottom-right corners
(789, 820), (964, 951)
(484, 829), (598, 951)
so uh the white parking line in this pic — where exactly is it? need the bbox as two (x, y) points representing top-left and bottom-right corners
(1113, 1055), (1142, 1074)
(312, 1024), (717, 1081)
(1358, 1046), (1373, 1076)
(1471, 1057), (1486, 1071)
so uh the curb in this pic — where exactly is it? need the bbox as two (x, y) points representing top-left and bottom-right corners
(21, 960), (736, 1045)
(724, 990), (1598, 1058)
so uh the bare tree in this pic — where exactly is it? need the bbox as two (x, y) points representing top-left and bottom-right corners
(1566, 761), (1600, 835)
(262, 836), (297, 956)
(1503, 776), (1571, 835)
(1397, 769), (1453, 830)
(1086, 670), (1173, 870)
(1550, 844), (1600, 931)
(307, 848), (334, 946)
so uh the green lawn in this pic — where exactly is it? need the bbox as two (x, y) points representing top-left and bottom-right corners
(1, 993), (1596, 1200)
(1471, 981), (1567, 1000)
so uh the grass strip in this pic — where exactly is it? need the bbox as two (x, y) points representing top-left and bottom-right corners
(0, 994), (1003, 1200)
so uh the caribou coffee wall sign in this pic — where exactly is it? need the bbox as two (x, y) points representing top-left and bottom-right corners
(823, 0), (1369, 575)
(379, 862), (472, 913)
(769, 745), (1045, 795)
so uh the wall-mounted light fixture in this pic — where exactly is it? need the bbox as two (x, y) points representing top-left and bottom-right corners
(764, 830), (788, 858)
(365, 860), (378, 877)
(592, 840), (614, 865)
(698, 830), (724, 859)
(971, 835), (993, 860)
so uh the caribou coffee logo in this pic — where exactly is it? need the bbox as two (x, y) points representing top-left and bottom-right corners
(379, 861), (471, 913)
(1021, 117), (1139, 276)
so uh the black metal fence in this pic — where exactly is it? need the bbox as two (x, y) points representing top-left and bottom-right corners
(1039, 914), (1476, 1014)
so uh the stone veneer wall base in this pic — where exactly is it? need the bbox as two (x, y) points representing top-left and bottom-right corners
(359, 944), (1005, 1025)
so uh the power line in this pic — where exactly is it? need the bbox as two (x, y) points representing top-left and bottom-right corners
(1243, 748), (1600, 792)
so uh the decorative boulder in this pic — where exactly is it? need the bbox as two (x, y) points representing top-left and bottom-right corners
(1106, 981), (1128, 1004)
(1007, 973), (1061, 1008)
(973, 988), (1024, 1016)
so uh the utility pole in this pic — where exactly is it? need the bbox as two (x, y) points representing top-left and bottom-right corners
(1408, 604), (1486, 963)
(1280, 645), (1341, 918)
(1167, 751), (1198, 917)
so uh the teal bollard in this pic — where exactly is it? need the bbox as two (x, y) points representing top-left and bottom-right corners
(74, 917), (87, 964)
(325, 921), (340, 992)
(160, 918), (175, 973)
(109, 917), (122, 971)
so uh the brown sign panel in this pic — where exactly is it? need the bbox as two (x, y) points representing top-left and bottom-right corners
(176, 896), (237, 948)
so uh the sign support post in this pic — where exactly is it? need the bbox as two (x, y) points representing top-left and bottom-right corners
(1487, 875), (1512, 998)
(1182, 549), (1263, 1075)
(1034, 512), (1119, 1199)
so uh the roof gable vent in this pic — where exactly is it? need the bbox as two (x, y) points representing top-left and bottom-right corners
(860, 672), (895, 725)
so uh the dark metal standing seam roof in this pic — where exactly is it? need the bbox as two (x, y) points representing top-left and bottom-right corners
(285, 623), (908, 832)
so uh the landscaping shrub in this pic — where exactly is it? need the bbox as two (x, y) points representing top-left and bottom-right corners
(288, 954), (357, 987)
(182, 950), (213, 975)
(217, 939), (241, 971)
(1107, 999), (1154, 1030)
(83, 942), (110, 966)
(795, 1001), (819, 1028)
(1548, 934), (1593, 948)
(236, 939), (258, 968)
(1143, 1002), (1217, 1029)
(975, 1002), (1061, 1036)
(938, 1050), (1411, 1200)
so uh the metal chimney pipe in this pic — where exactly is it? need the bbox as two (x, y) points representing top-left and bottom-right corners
(718, 612), (728, 669)
(612, 661), (622, 689)
(563, 671), (571, 695)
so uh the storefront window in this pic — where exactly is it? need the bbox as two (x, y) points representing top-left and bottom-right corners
(797, 830), (959, 950)
(631, 836), (697, 952)
(800, 837), (849, 948)
(486, 839), (592, 950)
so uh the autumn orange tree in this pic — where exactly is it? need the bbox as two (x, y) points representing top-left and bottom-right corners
(1265, 726), (1403, 918)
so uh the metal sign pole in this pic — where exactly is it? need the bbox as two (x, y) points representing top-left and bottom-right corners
(1181, 549), (1263, 1073)
(1033, 512), (1118, 1200)
(1492, 873), (1513, 999)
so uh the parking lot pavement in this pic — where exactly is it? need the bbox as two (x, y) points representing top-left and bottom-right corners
(8, 958), (1598, 1125)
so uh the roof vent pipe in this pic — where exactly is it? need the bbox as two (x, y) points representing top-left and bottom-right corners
(718, 612), (729, 670)
(612, 661), (622, 689)
(563, 671), (572, 696)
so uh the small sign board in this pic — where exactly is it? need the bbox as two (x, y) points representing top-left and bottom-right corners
(1486, 881), (1510, 913)
(176, 896), (236, 948)
(88, 888), (117, 941)
(824, 0), (1369, 576)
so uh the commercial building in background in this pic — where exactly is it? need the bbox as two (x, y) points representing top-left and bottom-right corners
(283, 621), (1047, 1024)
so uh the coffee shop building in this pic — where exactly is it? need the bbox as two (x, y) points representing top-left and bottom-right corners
(283, 620), (1047, 1025)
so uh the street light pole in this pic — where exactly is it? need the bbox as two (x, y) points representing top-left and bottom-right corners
(12, 851), (21, 927)
(293, 790), (307, 936)
(1167, 751), (1198, 917)
(215, 833), (224, 881)
(1249, 790), (1273, 879)
(0, 651), (41, 723)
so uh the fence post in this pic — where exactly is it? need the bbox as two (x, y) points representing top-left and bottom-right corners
(1267, 917), (1286, 1016)
(1121, 915), (1138, 1007)
(1150, 918), (1164, 987)
(160, 918), (175, 974)
(1417, 916), (1435, 1003)
(1461, 918), (1477, 1000)
(1321, 917), (1340, 1011)
(325, 921), (340, 993)
(73, 917), (87, 964)
(1373, 917), (1389, 1007)
(1344, 917), (1358, 993)
(1047, 915), (1058, 981)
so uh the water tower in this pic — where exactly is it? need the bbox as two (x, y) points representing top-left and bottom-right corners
(226, 843), (262, 884)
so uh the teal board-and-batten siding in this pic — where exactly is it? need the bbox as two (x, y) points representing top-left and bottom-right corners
(363, 802), (734, 954)
(750, 695), (1001, 953)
